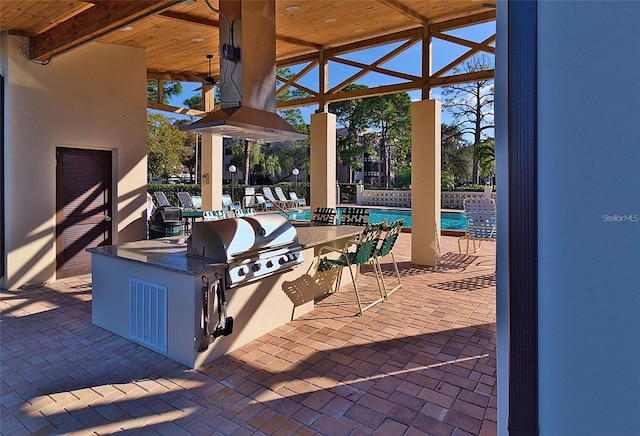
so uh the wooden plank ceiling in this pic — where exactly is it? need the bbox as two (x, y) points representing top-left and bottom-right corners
(1, 0), (495, 108)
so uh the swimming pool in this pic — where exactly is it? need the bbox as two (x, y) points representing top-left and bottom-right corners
(281, 208), (467, 230)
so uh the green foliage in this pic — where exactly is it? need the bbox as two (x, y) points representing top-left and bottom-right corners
(147, 113), (190, 180)
(394, 166), (411, 188)
(147, 80), (183, 105)
(441, 171), (456, 191)
(441, 123), (472, 181)
(329, 84), (375, 181)
(475, 139), (495, 177)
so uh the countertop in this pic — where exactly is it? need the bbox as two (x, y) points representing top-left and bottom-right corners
(88, 225), (363, 275)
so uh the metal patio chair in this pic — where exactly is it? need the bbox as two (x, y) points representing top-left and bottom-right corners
(458, 197), (497, 262)
(339, 207), (369, 226)
(177, 192), (198, 210)
(315, 223), (385, 315)
(374, 218), (404, 298)
(311, 207), (337, 226)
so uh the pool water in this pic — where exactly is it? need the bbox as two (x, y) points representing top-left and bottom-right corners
(282, 208), (467, 230)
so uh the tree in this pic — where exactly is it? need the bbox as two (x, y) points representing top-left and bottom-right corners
(367, 92), (412, 188)
(441, 123), (472, 183)
(329, 84), (375, 183)
(475, 138), (495, 181)
(147, 80), (183, 105)
(442, 54), (494, 184)
(147, 113), (190, 181)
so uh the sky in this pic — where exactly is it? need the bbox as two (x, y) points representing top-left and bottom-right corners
(167, 21), (495, 129)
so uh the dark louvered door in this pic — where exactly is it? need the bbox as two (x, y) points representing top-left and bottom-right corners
(56, 147), (112, 278)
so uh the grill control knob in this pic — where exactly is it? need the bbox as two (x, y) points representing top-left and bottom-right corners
(252, 264), (261, 272)
(279, 256), (287, 265)
(266, 260), (273, 268)
(237, 267), (246, 276)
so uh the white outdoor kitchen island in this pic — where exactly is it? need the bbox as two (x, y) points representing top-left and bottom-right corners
(89, 220), (362, 369)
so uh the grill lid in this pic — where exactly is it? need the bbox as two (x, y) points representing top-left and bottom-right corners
(187, 213), (299, 262)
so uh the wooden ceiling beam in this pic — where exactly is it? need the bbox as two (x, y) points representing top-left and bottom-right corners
(432, 34), (495, 78)
(158, 10), (219, 28)
(147, 71), (208, 83)
(429, 69), (495, 87)
(148, 101), (206, 117)
(430, 9), (496, 31)
(379, 0), (428, 24)
(30, 0), (182, 62)
(329, 56), (421, 83)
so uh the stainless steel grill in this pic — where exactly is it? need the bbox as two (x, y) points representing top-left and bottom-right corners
(187, 213), (304, 288)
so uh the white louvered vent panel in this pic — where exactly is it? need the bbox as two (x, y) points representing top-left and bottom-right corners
(129, 278), (167, 354)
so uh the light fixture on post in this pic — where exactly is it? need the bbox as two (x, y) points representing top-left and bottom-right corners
(229, 165), (237, 201)
(292, 168), (299, 194)
(205, 54), (215, 85)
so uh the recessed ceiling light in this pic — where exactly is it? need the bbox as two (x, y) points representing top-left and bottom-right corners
(120, 26), (133, 32)
(354, 29), (365, 33)
(285, 5), (300, 12)
(325, 18), (337, 24)
(192, 37), (205, 43)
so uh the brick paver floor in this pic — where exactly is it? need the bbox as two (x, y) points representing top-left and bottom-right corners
(1, 234), (497, 435)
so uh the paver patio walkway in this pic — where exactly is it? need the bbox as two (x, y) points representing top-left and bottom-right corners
(1, 234), (496, 435)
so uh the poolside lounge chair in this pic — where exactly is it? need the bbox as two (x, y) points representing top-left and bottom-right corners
(315, 223), (385, 315)
(154, 191), (171, 207)
(374, 218), (404, 298)
(274, 186), (295, 208)
(221, 194), (241, 211)
(458, 197), (497, 261)
(255, 194), (273, 211)
(289, 192), (306, 207)
(311, 207), (337, 226)
(177, 192), (198, 210)
(340, 207), (369, 226)
(262, 186), (288, 210)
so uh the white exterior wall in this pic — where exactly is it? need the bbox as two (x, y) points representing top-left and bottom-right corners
(536, 2), (640, 433)
(1, 34), (148, 289)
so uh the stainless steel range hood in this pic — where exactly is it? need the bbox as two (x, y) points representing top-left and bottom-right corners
(180, 105), (306, 143)
(180, 0), (307, 144)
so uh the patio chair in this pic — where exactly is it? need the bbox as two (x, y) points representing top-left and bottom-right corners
(255, 194), (273, 211)
(339, 207), (369, 226)
(315, 223), (385, 315)
(243, 187), (257, 209)
(458, 197), (497, 261)
(289, 192), (306, 207)
(274, 186), (295, 208)
(177, 191), (198, 211)
(262, 186), (288, 210)
(202, 210), (229, 221)
(374, 218), (404, 298)
(221, 194), (241, 211)
(311, 207), (337, 226)
(154, 191), (171, 207)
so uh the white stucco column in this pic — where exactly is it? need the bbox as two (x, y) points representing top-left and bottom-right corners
(310, 112), (337, 212)
(200, 133), (223, 211)
(411, 99), (441, 266)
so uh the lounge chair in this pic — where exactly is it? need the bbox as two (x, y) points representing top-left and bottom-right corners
(177, 192), (198, 210)
(315, 223), (385, 315)
(221, 194), (241, 211)
(274, 186), (295, 208)
(458, 197), (497, 261)
(262, 186), (288, 210)
(154, 191), (171, 207)
(289, 192), (306, 207)
(255, 194), (273, 211)
(374, 218), (404, 298)
(311, 207), (337, 226)
(339, 207), (369, 226)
